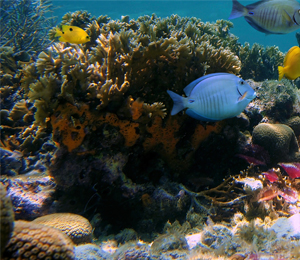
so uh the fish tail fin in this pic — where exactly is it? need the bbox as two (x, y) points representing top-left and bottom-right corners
(167, 90), (185, 115)
(55, 27), (62, 37)
(229, 0), (246, 20)
(278, 66), (285, 81)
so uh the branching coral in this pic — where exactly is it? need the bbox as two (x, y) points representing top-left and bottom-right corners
(23, 13), (260, 131)
(180, 176), (247, 222)
(254, 79), (298, 122)
(0, 0), (56, 56)
(238, 43), (284, 81)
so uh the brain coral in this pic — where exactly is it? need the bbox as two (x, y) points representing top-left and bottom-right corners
(2, 220), (75, 260)
(252, 123), (299, 164)
(32, 213), (93, 245)
(0, 183), (14, 257)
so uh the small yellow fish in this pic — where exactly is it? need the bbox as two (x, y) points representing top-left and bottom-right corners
(55, 25), (90, 44)
(278, 46), (300, 81)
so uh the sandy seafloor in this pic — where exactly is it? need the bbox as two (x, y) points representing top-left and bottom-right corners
(52, 0), (300, 53)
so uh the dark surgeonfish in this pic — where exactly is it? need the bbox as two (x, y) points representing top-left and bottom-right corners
(229, 0), (300, 34)
(167, 73), (256, 122)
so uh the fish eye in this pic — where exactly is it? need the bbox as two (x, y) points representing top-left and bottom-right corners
(239, 80), (244, 85)
(298, 9), (300, 14)
(62, 31), (64, 34)
(86, 36), (90, 39)
(69, 28), (73, 31)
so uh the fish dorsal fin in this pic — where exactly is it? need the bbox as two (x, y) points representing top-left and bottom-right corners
(284, 46), (299, 65)
(183, 73), (229, 96)
(246, 0), (270, 9)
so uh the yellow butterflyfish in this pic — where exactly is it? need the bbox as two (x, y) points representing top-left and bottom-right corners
(278, 46), (300, 81)
(55, 25), (90, 44)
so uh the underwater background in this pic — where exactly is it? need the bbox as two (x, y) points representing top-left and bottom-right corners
(53, 0), (298, 52)
(2, 0), (300, 259)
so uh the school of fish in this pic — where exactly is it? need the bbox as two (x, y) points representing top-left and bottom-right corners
(52, 0), (300, 122)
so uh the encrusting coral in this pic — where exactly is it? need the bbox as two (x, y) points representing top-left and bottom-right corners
(2, 174), (56, 220)
(2, 220), (75, 260)
(32, 213), (93, 245)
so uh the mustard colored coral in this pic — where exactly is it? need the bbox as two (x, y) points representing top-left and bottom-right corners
(32, 213), (93, 245)
(2, 220), (75, 260)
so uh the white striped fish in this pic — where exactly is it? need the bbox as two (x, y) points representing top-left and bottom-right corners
(229, 0), (300, 34)
(167, 73), (256, 122)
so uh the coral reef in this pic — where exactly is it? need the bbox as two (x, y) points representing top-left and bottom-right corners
(1, 174), (56, 220)
(0, 0), (55, 56)
(252, 79), (300, 122)
(252, 123), (299, 165)
(238, 43), (284, 81)
(23, 13), (245, 126)
(0, 183), (14, 257)
(74, 243), (111, 260)
(184, 213), (300, 259)
(32, 213), (93, 245)
(2, 220), (75, 260)
(283, 115), (300, 136)
(2, 10), (300, 259)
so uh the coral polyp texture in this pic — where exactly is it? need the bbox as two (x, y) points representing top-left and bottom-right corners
(0, 183), (14, 257)
(32, 213), (93, 245)
(2, 220), (75, 260)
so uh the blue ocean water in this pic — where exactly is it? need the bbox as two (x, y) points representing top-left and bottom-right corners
(52, 0), (300, 53)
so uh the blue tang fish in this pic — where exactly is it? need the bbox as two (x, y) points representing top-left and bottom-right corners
(229, 0), (300, 34)
(167, 73), (256, 122)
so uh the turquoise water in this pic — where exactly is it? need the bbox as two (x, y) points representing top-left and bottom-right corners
(52, 0), (300, 53)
